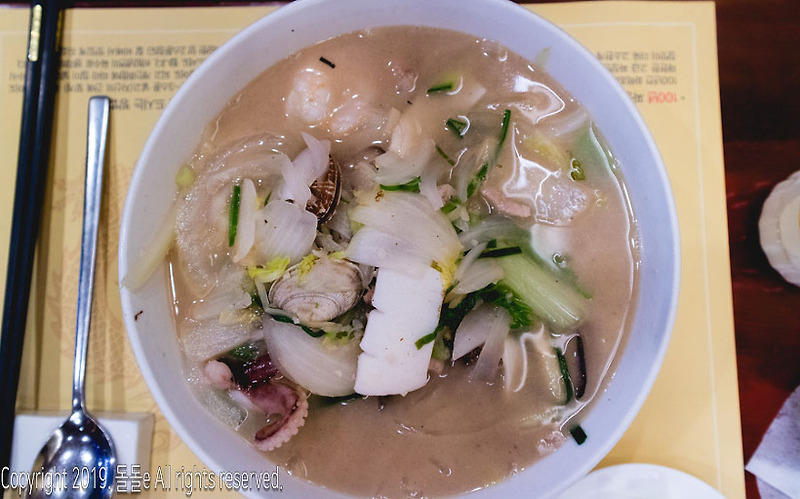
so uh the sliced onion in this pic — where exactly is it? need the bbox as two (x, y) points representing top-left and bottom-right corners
(190, 266), (252, 321)
(193, 289), (252, 322)
(273, 134), (331, 206)
(539, 107), (590, 141)
(326, 200), (353, 242)
(388, 113), (423, 159)
(450, 258), (503, 296)
(264, 318), (359, 397)
(345, 226), (431, 276)
(121, 201), (176, 290)
(181, 320), (261, 364)
(175, 141), (285, 294)
(458, 215), (531, 249)
(375, 139), (434, 186)
(295, 132), (331, 184)
(470, 305), (511, 382)
(530, 223), (570, 272)
(453, 242), (488, 284)
(251, 200), (317, 265)
(276, 153), (312, 206)
(452, 302), (509, 363)
(349, 191), (461, 267)
(232, 178), (258, 263)
(419, 160), (445, 210)
(316, 232), (345, 253)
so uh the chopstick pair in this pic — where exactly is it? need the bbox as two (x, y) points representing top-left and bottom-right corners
(0, 0), (65, 483)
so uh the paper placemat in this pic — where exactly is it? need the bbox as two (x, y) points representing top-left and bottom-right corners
(0, 2), (744, 497)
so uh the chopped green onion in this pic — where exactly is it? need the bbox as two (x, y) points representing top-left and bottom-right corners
(249, 291), (263, 310)
(446, 117), (468, 138)
(427, 82), (455, 93)
(467, 163), (488, 198)
(436, 144), (456, 166)
(476, 162), (489, 182)
(467, 109), (511, 198)
(486, 239), (498, 249)
(570, 158), (586, 181)
(570, 424), (587, 445)
(493, 109), (511, 162)
(479, 246), (522, 258)
(175, 165), (194, 188)
(497, 109), (512, 152)
(270, 314), (325, 338)
(555, 347), (574, 404)
(380, 176), (421, 192)
(227, 342), (260, 362)
(414, 331), (437, 349)
(441, 198), (461, 214)
(228, 184), (241, 247)
(271, 314), (294, 324)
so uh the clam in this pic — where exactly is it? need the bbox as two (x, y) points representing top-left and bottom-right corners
(269, 255), (362, 323)
(307, 155), (341, 225)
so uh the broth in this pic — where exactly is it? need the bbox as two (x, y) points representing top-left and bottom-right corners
(170, 26), (637, 498)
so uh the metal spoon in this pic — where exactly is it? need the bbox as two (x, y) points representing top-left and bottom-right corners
(27, 96), (115, 499)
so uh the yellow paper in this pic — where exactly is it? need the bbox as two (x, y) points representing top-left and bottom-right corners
(0, 3), (743, 498)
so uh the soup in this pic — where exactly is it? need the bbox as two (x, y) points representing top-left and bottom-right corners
(167, 26), (637, 497)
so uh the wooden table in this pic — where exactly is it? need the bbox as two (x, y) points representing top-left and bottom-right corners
(4, 1), (797, 497)
(715, 1), (800, 497)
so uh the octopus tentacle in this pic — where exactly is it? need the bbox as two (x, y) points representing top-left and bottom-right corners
(252, 387), (308, 452)
(211, 351), (308, 451)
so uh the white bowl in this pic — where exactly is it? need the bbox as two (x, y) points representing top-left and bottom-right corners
(119, 0), (680, 497)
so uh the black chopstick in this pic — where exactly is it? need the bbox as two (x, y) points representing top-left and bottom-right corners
(0, 0), (64, 481)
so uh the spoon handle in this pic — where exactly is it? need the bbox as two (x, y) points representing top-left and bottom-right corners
(72, 96), (109, 413)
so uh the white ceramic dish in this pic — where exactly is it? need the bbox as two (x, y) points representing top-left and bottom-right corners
(557, 464), (725, 499)
(119, 0), (680, 497)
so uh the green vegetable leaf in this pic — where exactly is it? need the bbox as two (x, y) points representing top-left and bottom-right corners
(466, 109), (511, 198)
(569, 158), (586, 181)
(427, 82), (455, 93)
(480, 283), (534, 329)
(555, 347), (574, 404)
(478, 246), (523, 259)
(270, 314), (325, 338)
(414, 331), (437, 349)
(435, 144), (456, 166)
(380, 176), (421, 192)
(228, 184), (241, 247)
(441, 198), (461, 214)
(446, 117), (468, 138)
(227, 342), (260, 362)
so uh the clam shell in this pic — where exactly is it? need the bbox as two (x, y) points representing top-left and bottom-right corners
(269, 256), (362, 323)
(306, 155), (341, 225)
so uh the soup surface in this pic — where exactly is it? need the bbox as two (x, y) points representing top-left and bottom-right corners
(168, 26), (638, 497)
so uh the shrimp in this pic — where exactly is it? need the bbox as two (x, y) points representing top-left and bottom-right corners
(285, 67), (332, 125)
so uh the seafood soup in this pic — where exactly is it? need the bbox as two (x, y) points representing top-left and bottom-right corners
(164, 26), (637, 497)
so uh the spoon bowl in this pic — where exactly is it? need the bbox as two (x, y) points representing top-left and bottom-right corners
(27, 96), (115, 499)
(29, 412), (115, 498)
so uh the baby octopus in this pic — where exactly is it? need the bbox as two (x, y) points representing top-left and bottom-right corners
(205, 353), (308, 451)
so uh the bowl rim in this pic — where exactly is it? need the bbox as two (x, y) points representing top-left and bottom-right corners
(119, 0), (681, 497)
